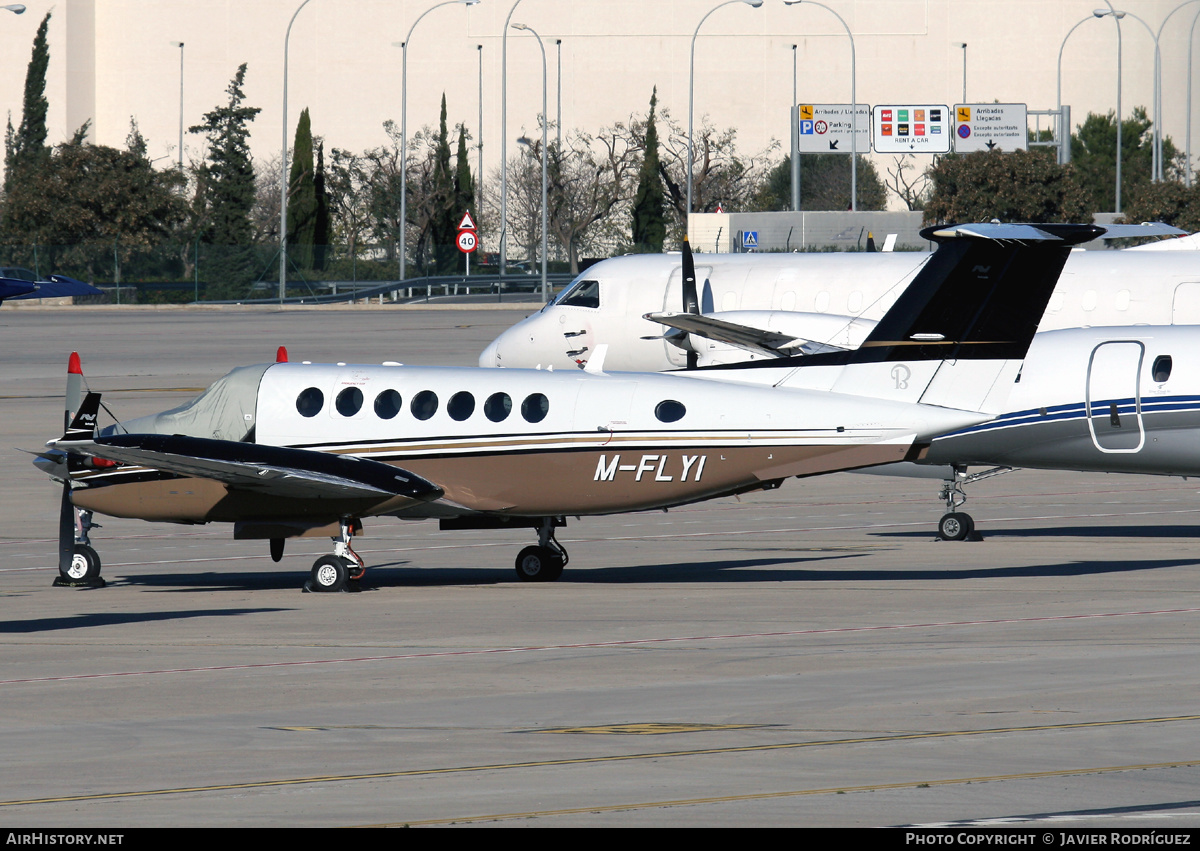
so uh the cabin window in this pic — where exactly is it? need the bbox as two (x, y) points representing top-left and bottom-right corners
(484, 392), (512, 422)
(374, 389), (402, 419)
(411, 390), (438, 421)
(448, 391), (476, 421)
(1152, 355), (1173, 383)
(296, 387), (324, 418)
(557, 279), (600, 308)
(521, 393), (550, 423)
(655, 400), (686, 423)
(335, 387), (363, 417)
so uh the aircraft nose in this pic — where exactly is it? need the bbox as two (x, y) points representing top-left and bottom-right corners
(478, 335), (502, 367)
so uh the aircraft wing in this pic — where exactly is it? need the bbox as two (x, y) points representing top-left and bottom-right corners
(0, 274), (103, 302)
(57, 433), (444, 503)
(644, 311), (850, 358)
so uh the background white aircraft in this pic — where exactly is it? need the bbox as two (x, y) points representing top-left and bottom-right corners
(480, 236), (1199, 372)
(481, 227), (1197, 540)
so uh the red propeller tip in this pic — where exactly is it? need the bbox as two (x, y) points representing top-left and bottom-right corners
(67, 352), (82, 375)
(276, 346), (288, 363)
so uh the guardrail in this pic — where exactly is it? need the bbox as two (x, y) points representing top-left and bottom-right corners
(201, 272), (579, 306)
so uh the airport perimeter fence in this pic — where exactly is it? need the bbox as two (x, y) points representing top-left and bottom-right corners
(0, 241), (574, 304)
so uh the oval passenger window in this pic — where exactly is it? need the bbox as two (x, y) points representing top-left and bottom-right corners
(411, 390), (439, 421)
(448, 391), (476, 421)
(296, 387), (324, 418)
(521, 393), (549, 423)
(374, 389), (402, 419)
(655, 400), (686, 423)
(336, 386), (363, 417)
(1152, 355), (1173, 383)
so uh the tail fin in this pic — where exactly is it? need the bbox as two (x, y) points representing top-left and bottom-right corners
(850, 223), (1103, 365)
(745, 223), (1102, 412)
(62, 392), (101, 443)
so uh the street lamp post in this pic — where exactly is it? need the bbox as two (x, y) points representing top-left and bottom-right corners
(397, 0), (479, 284)
(955, 42), (967, 103)
(785, 1), (857, 211)
(791, 43), (800, 212)
(1057, 14), (1102, 165)
(501, 0), (524, 282)
(171, 42), (184, 170)
(1189, 7), (1200, 186)
(511, 22), (548, 303)
(688, 0), (763, 218)
(1096, 2), (1124, 213)
(1114, 10), (1160, 181)
(280, 0), (316, 302)
(1155, 1), (1200, 183)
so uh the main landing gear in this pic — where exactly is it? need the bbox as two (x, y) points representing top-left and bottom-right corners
(306, 518), (365, 593)
(514, 518), (568, 582)
(936, 465), (1013, 541)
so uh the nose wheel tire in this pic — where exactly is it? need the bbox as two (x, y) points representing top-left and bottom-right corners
(515, 546), (565, 582)
(61, 544), (101, 581)
(938, 512), (975, 542)
(310, 555), (351, 592)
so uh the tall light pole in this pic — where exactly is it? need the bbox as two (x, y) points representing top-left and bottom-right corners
(688, 0), (763, 218)
(555, 38), (562, 154)
(171, 42), (184, 170)
(280, 0), (316, 302)
(791, 43), (800, 212)
(397, 0), (479, 284)
(1155, 1), (1200, 183)
(1189, 7), (1200, 185)
(1097, 3), (1124, 213)
(1115, 10), (1161, 181)
(785, 1), (857, 211)
(501, 0), (524, 281)
(954, 42), (967, 103)
(477, 44), (484, 207)
(1057, 14), (1101, 165)
(511, 22), (547, 303)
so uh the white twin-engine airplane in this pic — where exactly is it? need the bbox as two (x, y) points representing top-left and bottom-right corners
(35, 223), (1105, 591)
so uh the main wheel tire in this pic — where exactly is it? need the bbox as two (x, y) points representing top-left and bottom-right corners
(938, 512), (974, 542)
(62, 544), (101, 581)
(515, 546), (565, 582)
(311, 555), (350, 592)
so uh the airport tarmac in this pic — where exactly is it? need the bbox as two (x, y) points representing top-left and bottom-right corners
(3, 308), (1200, 828)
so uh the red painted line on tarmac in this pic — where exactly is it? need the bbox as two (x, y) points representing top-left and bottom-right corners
(4, 607), (1198, 687)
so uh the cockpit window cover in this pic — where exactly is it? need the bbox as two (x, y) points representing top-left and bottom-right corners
(102, 363), (271, 441)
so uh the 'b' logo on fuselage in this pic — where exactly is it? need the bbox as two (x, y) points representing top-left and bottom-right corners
(891, 364), (911, 390)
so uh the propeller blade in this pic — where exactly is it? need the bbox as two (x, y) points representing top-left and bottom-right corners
(58, 485), (74, 573)
(681, 238), (700, 368)
(681, 236), (699, 316)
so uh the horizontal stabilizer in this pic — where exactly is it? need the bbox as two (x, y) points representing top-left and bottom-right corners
(57, 433), (444, 503)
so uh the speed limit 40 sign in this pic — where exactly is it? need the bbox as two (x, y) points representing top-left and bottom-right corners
(456, 229), (478, 253)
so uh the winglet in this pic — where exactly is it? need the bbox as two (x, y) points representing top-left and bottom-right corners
(276, 346), (288, 363)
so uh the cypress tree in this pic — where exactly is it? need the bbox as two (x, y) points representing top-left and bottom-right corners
(631, 88), (666, 253)
(287, 108), (317, 269)
(314, 140), (330, 271)
(454, 126), (474, 231)
(4, 11), (52, 200)
(430, 94), (457, 273)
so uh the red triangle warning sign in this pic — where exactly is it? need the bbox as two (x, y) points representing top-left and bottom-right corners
(458, 211), (477, 231)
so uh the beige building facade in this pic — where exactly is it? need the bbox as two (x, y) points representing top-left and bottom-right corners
(0, 0), (1193, 208)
